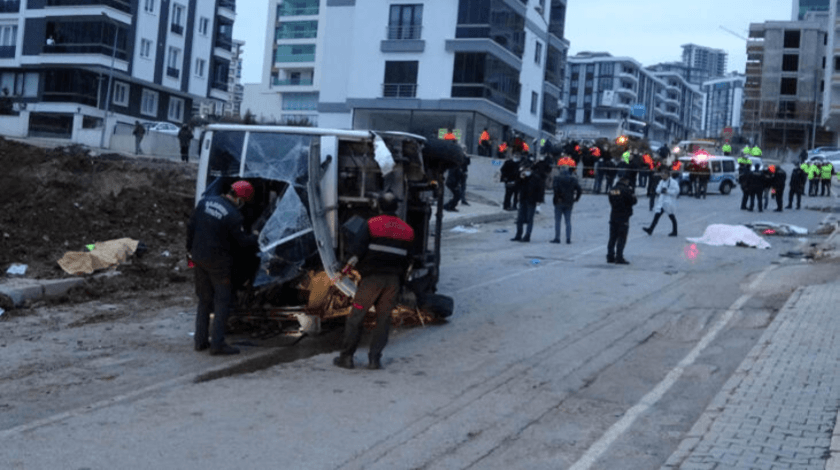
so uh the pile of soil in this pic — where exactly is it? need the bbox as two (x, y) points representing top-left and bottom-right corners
(0, 137), (197, 296)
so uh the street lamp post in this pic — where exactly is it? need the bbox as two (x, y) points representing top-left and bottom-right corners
(99, 13), (118, 150)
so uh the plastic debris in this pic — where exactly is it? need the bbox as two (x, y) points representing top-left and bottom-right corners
(5, 264), (27, 276)
(450, 226), (480, 234)
(531, 259), (541, 265)
(745, 222), (808, 236)
(161, 250), (171, 257)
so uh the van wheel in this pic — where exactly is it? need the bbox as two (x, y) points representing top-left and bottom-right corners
(720, 181), (733, 195)
(418, 293), (454, 319)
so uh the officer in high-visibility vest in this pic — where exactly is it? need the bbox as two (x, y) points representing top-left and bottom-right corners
(721, 143), (732, 156)
(750, 146), (762, 157)
(821, 161), (834, 196)
(806, 161), (820, 196)
(443, 128), (457, 141)
(737, 150), (752, 175)
(497, 141), (509, 158)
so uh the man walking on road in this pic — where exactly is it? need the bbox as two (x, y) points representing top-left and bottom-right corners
(551, 165), (582, 244)
(643, 169), (680, 237)
(607, 177), (637, 264)
(132, 121), (145, 155)
(186, 180), (259, 355)
(334, 191), (414, 370)
(178, 124), (193, 163)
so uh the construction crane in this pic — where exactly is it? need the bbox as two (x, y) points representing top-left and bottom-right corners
(719, 25), (748, 41)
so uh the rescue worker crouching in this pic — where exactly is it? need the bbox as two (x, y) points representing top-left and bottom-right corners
(186, 180), (259, 356)
(334, 191), (415, 371)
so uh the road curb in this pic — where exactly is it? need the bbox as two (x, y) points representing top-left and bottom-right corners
(0, 272), (119, 308)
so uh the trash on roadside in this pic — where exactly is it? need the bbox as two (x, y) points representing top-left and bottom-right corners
(686, 224), (771, 249)
(531, 259), (541, 265)
(5, 263), (27, 276)
(450, 225), (480, 234)
(57, 238), (140, 275)
(161, 250), (171, 257)
(745, 221), (808, 236)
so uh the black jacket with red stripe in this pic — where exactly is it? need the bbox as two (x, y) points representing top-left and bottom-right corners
(353, 214), (415, 277)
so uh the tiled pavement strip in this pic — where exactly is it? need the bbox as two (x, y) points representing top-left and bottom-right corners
(661, 280), (840, 470)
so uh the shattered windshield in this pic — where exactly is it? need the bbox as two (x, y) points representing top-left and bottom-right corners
(207, 130), (317, 287)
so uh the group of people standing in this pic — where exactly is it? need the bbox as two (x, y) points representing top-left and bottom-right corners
(132, 121), (195, 163)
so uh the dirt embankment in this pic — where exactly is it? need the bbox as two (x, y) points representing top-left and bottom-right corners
(0, 138), (198, 300)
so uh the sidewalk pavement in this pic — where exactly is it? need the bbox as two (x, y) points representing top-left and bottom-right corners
(662, 274), (840, 469)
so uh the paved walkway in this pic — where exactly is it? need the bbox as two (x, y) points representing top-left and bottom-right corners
(662, 279), (840, 470)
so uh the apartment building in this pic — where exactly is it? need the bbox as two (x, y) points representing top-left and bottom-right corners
(700, 73), (745, 139)
(0, 0), (234, 146)
(563, 52), (702, 147)
(793, 0), (830, 20)
(240, 0), (322, 126)
(745, 19), (833, 150)
(315, 0), (568, 153)
(680, 44), (727, 85)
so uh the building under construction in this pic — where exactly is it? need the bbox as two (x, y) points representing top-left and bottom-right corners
(744, 20), (835, 152)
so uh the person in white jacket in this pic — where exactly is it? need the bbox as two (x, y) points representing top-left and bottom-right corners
(643, 168), (680, 237)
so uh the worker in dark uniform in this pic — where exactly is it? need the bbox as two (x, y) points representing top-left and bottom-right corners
(186, 180), (259, 355)
(334, 191), (415, 370)
(443, 163), (464, 212)
(769, 165), (786, 212)
(500, 151), (522, 211)
(607, 177), (637, 265)
(787, 164), (807, 210)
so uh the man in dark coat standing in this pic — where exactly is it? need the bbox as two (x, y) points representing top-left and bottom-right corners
(607, 177), (637, 265)
(511, 160), (544, 243)
(186, 180), (259, 355)
(178, 124), (193, 163)
(500, 152), (522, 210)
(787, 164), (807, 209)
(443, 163), (464, 212)
(551, 165), (582, 244)
(769, 165), (786, 212)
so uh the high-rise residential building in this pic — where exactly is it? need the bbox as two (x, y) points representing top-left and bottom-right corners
(700, 73), (745, 139)
(821, 1), (840, 140)
(0, 0), (235, 146)
(793, 0), (830, 20)
(240, 0), (322, 126)
(315, 0), (568, 153)
(563, 52), (703, 147)
(681, 44), (727, 85)
(745, 19), (832, 151)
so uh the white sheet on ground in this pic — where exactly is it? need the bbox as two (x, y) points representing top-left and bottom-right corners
(686, 224), (771, 249)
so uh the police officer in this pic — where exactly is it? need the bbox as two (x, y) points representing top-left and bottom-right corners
(334, 191), (415, 370)
(746, 164), (765, 212)
(607, 177), (637, 265)
(186, 180), (259, 355)
(807, 161), (820, 196)
(821, 161), (834, 196)
(787, 164), (807, 209)
(500, 150), (521, 211)
(769, 165), (786, 212)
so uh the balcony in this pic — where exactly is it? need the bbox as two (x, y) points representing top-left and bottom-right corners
(0, 0), (20, 13)
(219, 0), (235, 12)
(386, 24), (422, 40)
(45, 0), (130, 13)
(273, 77), (313, 86)
(664, 95), (679, 106)
(43, 43), (127, 61)
(382, 83), (417, 98)
(211, 80), (228, 92)
(616, 86), (637, 97)
(276, 27), (317, 40)
(618, 71), (638, 83)
(277, 5), (318, 17)
(275, 53), (314, 63)
(166, 67), (180, 79)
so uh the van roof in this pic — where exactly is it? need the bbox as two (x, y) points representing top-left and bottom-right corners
(204, 124), (426, 141)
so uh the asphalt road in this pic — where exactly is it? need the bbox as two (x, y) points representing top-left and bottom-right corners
(2, 187), (837, 470)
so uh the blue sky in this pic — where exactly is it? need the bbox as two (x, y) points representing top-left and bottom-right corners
(233, 0), (796, 84)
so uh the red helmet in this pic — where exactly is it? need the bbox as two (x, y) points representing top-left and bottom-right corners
(231, 180), (254, 202)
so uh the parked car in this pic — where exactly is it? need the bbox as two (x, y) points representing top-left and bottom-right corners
(195, 124), (463, 334)
(144, 122), (179, 135)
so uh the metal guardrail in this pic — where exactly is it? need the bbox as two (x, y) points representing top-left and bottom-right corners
(386, 25), (422, 40)
(382, 83), (417, 98)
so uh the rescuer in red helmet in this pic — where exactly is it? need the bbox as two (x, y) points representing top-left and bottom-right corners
(186, 180), (259, 355)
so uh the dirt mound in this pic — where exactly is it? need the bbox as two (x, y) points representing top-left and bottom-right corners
(0, 137), (197, 292)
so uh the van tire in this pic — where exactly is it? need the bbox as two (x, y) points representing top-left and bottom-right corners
(720, 181), (733, 195)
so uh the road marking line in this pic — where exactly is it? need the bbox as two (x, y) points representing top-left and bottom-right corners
(567, 264), (776, 470)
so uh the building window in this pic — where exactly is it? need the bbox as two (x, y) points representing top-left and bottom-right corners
(583, 109), (591, 123)
(274, 44), (316, 62)
(783, 30), (800, 48)
(281, 92), (318, 110)
(140, 38), (152, 59)
(0, 24), (16, 58)
(198, 17), (209, 36)
(167, 47), (181, 78)
(530, 91), (538, 114)
(569, 95), (577, 103)
(782, 54), (799, 72)
(451, 52), (521, 113)
(276, 20), (317, 39)
(834, 56), (840, 72)
(168, 97), (184, 122)
(195, 58), (206, 78)
(277, 0), (319, 17)
(143, 0), (155, 13)
(777, 101), (796, 119)
(112, 81), (128, 106)
(534, 41), (542, 65)
(599, 62), (614, 75)
(171, 3), (185, 35)
(383, 60), (418, 97)
(141, 89), (158, 116)
(388, 4), (423, 40)
(456, 0), (525, 59)
(780, 77), (797, 95)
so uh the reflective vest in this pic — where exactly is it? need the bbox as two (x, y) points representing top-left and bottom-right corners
(643, 154), (654, 170)
(721, 144), (732, 153)
(443, 132), (457, 141)
(622, 152), (630, 164)
(498, 142), (508, 153)
(807, 164), (819, 180)
(590, 147), (601, 157)
(522, 142), (530, 152)
(479, 131), (490, 143)
(742, 146), (751, 155)
(672, 160), (682, 171)
(751, 147), (762, 157)
(821, 163), (833, 179)
(737, 156), (752, 166)
(357, 214), (415, 277)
